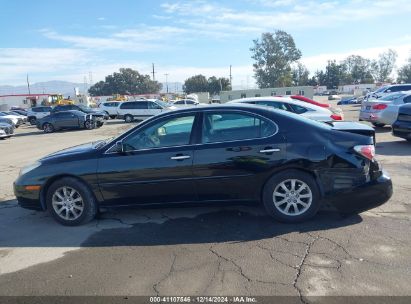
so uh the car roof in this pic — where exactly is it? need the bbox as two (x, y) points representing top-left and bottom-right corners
(228, 96), (328, 111)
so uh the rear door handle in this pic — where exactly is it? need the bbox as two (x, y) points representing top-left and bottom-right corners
(259, 148), (280, 153)
(170, 155), (191, 160)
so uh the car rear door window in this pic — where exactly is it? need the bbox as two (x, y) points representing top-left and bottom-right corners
(148, 101), (162, 109)
(123, 115), (196, 151)
(257, 101), (288, 111)
(202, 112), (276, 143)
(289, 104), (308, 114)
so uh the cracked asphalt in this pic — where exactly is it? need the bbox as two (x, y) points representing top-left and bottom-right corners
(0, 102), (410, 299)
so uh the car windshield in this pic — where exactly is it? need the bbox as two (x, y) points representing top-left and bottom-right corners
(374, 86), (388, 93)
(77, 105), (92, 112)
(154, 100), (169, 108)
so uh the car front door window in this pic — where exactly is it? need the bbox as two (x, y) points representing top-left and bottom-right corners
(123, 115), (196, 151)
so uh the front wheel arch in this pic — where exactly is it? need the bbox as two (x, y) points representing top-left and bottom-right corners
(40, 174), (98, 211)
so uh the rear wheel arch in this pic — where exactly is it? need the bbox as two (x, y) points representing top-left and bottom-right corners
(261, 167), (323, 202)
(261, 168), (322, 222)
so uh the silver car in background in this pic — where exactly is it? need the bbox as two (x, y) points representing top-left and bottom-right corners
(359, 91), (411, 127)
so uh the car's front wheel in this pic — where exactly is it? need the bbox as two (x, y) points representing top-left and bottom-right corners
(46, 177), (97, 226)
(84, 120), (95, 130)
(262, 170), (321, 223)
(124, 114), (133, 123)
(29, 117), (36, 125)
(43, 123), (54, 133)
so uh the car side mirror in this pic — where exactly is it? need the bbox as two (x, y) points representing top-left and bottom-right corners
(116, 140), (125, 153)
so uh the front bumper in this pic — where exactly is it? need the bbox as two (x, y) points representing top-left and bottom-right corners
(14, 182), (44, 211)
(326, 171), (392, 213)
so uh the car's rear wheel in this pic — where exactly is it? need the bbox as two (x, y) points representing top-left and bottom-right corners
(124, 114), (133, 123)
(46, 177), (97, 226)
(262, 170), (320, 223)
(372, 122), (385, 128)
(43, 123), (54, 133)
(29, 117), (36, 125)
(84, 120), (95, 130)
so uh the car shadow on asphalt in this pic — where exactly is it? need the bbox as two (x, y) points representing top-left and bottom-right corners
(376, 140), (411, 156)
(0, 199), (362, 248)
(82, 209), (362, 247)
(374, 126), (392, 133)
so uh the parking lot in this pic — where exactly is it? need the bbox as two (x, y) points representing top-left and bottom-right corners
(0, 101), (410, 298)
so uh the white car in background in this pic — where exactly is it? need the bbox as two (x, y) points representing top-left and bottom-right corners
(359, 91), (411, 127)
(228, 97), (343, 122)
(366, 84), (411, 101)
(172, 99), (199, 107)
(117, 99), (177, 122)
(26, 106), (53, 125)
(0, 112), (22, 127)
(98, 101), (121, 119)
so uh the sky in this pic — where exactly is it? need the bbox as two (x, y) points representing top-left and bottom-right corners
(1, 0), (411, 88)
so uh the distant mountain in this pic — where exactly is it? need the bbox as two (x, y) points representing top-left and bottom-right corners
(0, 81), (86, 97)
(0, 80), (187, 96)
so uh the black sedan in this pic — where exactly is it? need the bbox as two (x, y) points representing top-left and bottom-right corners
(15, 104), (392, 226)
(36, 110), (104, 133)
(392, 103), (411, 141)
(52, 104), (109, 120)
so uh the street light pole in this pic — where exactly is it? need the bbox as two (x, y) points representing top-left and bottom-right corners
(164, 73), (169, 93)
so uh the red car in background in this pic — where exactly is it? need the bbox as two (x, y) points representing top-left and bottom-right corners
(289, 95), (330, 108)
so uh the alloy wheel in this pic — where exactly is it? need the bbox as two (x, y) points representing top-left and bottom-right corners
(272, 179), (312, 216)
(51, 186), (84, 221)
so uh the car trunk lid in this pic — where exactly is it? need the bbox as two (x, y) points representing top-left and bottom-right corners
(326, 121), (375, 145)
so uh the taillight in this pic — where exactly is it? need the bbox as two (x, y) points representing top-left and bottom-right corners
(330, 114), (342, 120)
(354, 145), (375, 161)
(372, 104), (387, 110)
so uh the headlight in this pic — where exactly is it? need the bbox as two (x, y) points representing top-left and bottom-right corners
(19, 161), (41, 176)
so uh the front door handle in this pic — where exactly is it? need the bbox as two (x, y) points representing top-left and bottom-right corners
(259, 148), (280, 153)
(170, 155), (191, 160)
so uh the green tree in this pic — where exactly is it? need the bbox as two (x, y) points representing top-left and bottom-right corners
(341, 55), (374, 84)
(292, 62), (310, 86)
(370, 49), (398, 82)
(324, 60), (344, 89)
(183, 75), (209, 94)
(251, 30), (302, 88)
(207, 76), (231, 95)
(88, 68), (162, 96)
(397, 55), (411, 83)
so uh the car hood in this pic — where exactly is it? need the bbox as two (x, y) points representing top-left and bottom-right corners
(40, 142), (97, 162)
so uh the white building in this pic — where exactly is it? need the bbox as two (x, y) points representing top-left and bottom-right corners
(219, 86), (313, 103)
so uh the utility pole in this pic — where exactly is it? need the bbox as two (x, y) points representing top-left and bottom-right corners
(229, 65), (232, 89)
(26, 74), (31, 94)
(152, 63), (156, 81)
(164, 73), (169, 93)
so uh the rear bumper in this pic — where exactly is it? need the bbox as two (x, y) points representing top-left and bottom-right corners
(325, 171), (392, 213)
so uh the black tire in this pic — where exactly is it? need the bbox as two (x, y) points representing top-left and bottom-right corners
(372, 122), (385, 128)
(43, 123), (54, 133)
(84, 120), (95, 130)
(109, 115), (117, 119)
(29, 117), (36, 125)
(96, 121), (104, 128)
(124, 114), (133, 123)
(262, 170), (321, 223)
(46, 177), (97, 226)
